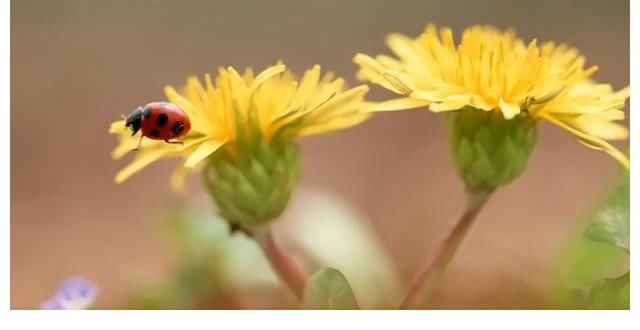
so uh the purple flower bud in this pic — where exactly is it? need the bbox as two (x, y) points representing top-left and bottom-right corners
(40, 276), (97, 310)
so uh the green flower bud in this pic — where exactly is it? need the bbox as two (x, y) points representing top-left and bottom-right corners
(448, 107), (538, 193)
(203, 138), (300, 229)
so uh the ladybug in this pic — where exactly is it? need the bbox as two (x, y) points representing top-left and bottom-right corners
(125, 102), (191, 149)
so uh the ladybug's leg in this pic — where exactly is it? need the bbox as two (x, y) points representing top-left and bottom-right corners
(133, 134), (144, 151)
(164, 139), (184, 145)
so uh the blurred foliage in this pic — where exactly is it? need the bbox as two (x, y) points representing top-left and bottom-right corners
(278, 190), (402, 309)
(550, 169), (629, 309)
(127, 206), (287, 309)
(127, 207), (230, 309)
(303, 268), (359, 310)
(125, 190), (400, 309)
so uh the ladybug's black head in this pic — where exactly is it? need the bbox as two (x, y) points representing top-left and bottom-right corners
(125, 107), (144, 136)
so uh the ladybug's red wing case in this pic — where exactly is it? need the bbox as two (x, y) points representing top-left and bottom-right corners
(139, 102), (191, 141)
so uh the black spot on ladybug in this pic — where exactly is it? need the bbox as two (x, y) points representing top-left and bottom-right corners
(150, 128), (160, 137)
(143, 107), (153, 118)
(172, 121), (185, 135)
(156, 113), (168, 126)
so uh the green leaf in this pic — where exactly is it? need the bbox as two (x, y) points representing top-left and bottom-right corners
(584, 208), (629, 253)
(550, 167), (630, 309)
(584, 171), (629, 253)
(303, 268), (359, 310)
(572, 272), (630, 309)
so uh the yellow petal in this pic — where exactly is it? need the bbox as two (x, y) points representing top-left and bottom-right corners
(170, 163), (191, 192)
(469, 96), (497, 111)
(110, 131), (165, 160)
(299, 113), (370, 137)
(382, 71), (413, 95)
(499, 99), (521, 119)
(114, 148), (171, 183)
(184, 139), (226, 168)
(252, 64), (286, 90)
(164, 86), (194, 115)
(354, 53), (410, 95)
(386, 33), (427, 73)
(353, 53), (386, 76)
(109, 120), (127, 134)
(429, 102), (466, 112)
(429, 94), (471, 112)
(368, 97), (429, 112)
(571, 114), (629, 140)
(293, 65), (322, 107)
(308, 85), (368, 117)
(411, 91), (445, 102)
(539, 113), (629, 169)
(114, 136), (209, 183)
(111, 139), (137, 159)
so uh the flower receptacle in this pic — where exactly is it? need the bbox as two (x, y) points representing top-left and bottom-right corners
(203, 138), (300, 229)
(448, 107), (538, 193)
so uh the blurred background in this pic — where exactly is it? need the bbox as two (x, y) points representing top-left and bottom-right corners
(11, 0), (629, 309)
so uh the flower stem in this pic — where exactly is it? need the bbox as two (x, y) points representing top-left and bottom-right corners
(399, 189), (493, 309)
(253, 228), (308, 299)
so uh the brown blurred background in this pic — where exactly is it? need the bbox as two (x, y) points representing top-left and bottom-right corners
(11, 0), (629, 309)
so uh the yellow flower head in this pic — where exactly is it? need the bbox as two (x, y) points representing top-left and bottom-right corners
(110, 64), (370, 189)
(354, 24), (629, 168)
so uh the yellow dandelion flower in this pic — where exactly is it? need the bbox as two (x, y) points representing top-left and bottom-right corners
(354, 24), (629, 169)
(110, 64), (370, 190)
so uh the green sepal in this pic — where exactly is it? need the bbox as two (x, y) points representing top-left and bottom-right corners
(203, 137), (300, 228)
(448, 107), (538, 193)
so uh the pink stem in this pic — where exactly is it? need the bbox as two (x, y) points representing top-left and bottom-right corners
(399, 190), (492, 309)
(254, 228), (308, 299)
